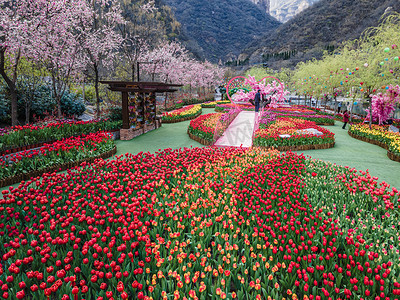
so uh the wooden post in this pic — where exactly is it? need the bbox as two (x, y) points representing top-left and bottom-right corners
(122, 91), (129, 129)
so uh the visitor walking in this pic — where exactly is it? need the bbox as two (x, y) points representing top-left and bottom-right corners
(342, 110), (349, 129)
(338, 102), (342, 113)
(254, 90), (261, 113)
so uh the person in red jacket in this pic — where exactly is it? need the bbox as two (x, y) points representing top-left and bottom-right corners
(342, 110), (349, 129)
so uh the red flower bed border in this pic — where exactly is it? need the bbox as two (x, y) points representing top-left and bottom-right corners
(0, 146), (117, 188)
(348, 131), (400, 163)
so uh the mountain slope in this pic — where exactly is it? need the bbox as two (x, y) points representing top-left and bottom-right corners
(242, 0), (400, 68)
(163, 0), (281, 62)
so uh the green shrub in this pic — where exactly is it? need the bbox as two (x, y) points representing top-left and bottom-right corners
(107, 106), (122, 121)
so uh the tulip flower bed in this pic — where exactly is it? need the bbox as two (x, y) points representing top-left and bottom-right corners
(0, 132), (116, 187)
(271, 113), (334, 126)
(215, 103), (254, 112)
(187, 113), (221, 145)
(0, 119), (121, 155)
(188, 108), (240, 145)
(272, 106), (316, 115)
(162, 105), (202, 123)
(0, 147), (400, 300)
(201, 101), (230, 108)
(254, 117), (335, 150)
(349, 123), (400, 162)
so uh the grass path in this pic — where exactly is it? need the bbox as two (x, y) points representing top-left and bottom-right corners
(116, 109), (400, 189)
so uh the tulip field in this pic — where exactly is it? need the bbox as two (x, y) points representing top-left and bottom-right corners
(0, 145), (400, 300)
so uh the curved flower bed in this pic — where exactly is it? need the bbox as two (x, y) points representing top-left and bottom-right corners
(0, 119), (121, 155)
(201, 100), (230, 108)
(349, 123), (400, 162)
(273, 113), (334, 125)
(162, 105), (202, 123)
(272, 106), (316, 115)
(254, 117), (335, 150)
(187, 113), (221, 145)
(188, 109), (240, 145)
(215, 103), (253, 112)
(0, 132), (116, 187)
(0, 147), (399, 299)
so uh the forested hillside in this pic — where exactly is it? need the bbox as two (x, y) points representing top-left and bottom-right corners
(163, 0), (281, 62)
(243, 0), (400, 68)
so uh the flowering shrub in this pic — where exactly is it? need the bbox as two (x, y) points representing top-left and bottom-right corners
(0, 147), (399, 299)
(366, 85), (400, 125)
(349, 123), (400, 155)
(162, 105), (202, 123)
(254, 117), (335, 148)
(0, 132), (115, 180)
(187, 113), (221, 143)
(0, 119), (121, 153)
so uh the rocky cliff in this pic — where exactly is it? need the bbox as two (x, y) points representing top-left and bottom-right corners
(249, 0), (271, 14)
(270, 0), (320, 22)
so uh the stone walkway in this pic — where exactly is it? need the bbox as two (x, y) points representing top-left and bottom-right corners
(214, 111), (256, 147)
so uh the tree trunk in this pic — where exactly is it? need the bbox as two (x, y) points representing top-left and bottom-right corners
(56, 95), (62, 118)
(10, 90), (18, 126)
(0, 48), (19, 125)
(94, 64), (100, 119)
(369, 96), (372, 129)
(82, 81), (85, 103)
(350, 102), (354, 123)
(131, 63), (135, 82)
(334, 96), (337, 116)
(25, 99), (30, 124)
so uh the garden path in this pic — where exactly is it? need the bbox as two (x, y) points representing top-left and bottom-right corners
(214, 111), (255, 147)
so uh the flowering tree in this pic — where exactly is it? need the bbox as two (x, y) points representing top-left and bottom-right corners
(141, 41), (190, 83)
(366, 85), (400, 125)
(117, 0), (178, 81)
(233, 75), (289, 108)
(78, 0), (124, 118)
(0, 0), (45, 125)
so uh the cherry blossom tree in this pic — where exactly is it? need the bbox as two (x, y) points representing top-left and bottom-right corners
(233, 75), (289, 107)
(117, 0), (178, 81)
(78, 0), (124, 118)
(0, 0), (45, 125)
(366, 85), (400, 125)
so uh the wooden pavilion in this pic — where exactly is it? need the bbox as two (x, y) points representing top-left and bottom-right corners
(101, 81), (182, 140)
